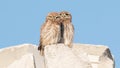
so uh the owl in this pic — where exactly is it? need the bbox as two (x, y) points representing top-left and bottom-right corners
(38, 12), (61, 56)
(59, 11), (74, 48)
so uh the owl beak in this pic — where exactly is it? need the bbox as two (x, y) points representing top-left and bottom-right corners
(65, 16), (70, 19)
(60, 15), (64, 19)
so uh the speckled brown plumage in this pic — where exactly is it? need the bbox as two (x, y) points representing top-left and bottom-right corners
(38, 12), (61, 56)
(59, 11), (74, 48)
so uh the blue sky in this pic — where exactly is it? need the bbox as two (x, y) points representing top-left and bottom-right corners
(0, 0), (120, 67)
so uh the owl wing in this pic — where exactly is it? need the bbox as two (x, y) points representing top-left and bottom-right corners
(64, 22), (74, 46)
(38, 23), (46, 50)
(38, 22), (50, 48)
(40, 22), (60, 45)
(70, 23), (74, 42)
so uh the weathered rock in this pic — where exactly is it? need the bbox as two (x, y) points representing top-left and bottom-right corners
(8, 54), (35, 68)
(0, 44), (114, 68)
(44, 44), (92, 68)
(72, 44), (114, 68)
(0, 44), (45, 68)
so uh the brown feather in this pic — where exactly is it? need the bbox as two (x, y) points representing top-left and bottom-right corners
(38, 12), (61, 56)
(59, 11), (74, 48)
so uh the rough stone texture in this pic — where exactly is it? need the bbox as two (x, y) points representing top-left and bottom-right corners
(8, 54), (35, 68)
(72, 44), (114, 68)
(0, 44), (114, 68)
(44, 44), (92, 68)
(0, 44), (45, 68)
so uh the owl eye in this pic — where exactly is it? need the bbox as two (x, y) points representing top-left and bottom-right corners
(48, 16), (52, 18)
(55, 16), (60, 19)
(47, 16), (53, 19)
(65, 13), (69, 16)
(59, 14), (62, 15)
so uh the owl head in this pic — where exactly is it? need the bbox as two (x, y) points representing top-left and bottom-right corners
(46, 12), (61, 24)
(59, 11), (72, 21)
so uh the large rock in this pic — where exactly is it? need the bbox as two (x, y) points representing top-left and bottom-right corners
(8, 54), (35, 68)
(44, 44), (92, 68)
(0, 44), (45, 68)
(0, 44), (114, 68)
(72, 44), (114, 68)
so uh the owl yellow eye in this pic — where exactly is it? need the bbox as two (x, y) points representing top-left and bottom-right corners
(55, 16), (60, 19)
(65, 13), (69, 16)
(47, 16), (53, 19)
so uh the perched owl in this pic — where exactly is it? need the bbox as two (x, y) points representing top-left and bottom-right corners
(59, 11), (74, 48)
(38, 12), (61, 56)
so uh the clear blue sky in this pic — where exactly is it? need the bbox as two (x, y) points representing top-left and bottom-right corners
(0, 0), (119, 67)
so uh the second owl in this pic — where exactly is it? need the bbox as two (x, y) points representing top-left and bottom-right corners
(59, 11), (74, 48)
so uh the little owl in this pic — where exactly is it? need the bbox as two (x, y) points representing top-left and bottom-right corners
(59, 11), (74, 48)
(38, 12), (61, 56)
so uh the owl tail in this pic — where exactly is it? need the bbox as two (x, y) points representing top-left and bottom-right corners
(38, 43), (44, 56)
(38, 43), (42, 50)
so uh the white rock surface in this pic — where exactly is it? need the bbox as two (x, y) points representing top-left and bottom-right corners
(0, 44), (45, 68)
(0, 44), (114, 68)
(72, 44), (114, 68)
(44, 44), (92, 68)
(8, 54), (35, 68)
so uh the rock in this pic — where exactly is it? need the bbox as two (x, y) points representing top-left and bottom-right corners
(72, 44), (114, 68)
(0, 44), (45, 68)
(8, 54), (35, 68)
(0, 44), (114, 68)
(44, 44), (92, 68)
